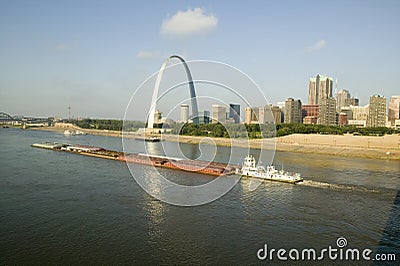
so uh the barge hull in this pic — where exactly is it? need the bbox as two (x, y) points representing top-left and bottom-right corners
(31, 142), (239, 176)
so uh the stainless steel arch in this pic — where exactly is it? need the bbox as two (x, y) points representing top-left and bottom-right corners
(148, 55), (199, 128)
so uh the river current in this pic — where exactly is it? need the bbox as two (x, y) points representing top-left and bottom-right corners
(0, 128), (399, 264)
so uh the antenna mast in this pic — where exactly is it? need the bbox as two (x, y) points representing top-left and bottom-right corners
(335, 72), (338, 96)
(68, 105), (71, 121)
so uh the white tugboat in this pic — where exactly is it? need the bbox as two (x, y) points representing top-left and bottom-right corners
(64, 129), (87, 136)
(236, 155), (303, 184)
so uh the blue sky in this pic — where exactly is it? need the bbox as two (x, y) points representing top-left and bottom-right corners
(0, 0), (399, 119)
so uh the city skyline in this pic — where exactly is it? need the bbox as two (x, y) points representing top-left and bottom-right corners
(1, 1), (399, 119)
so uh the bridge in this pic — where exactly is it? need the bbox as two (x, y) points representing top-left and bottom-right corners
(0, 112), (53, 126)
(0, 112), (15, 124)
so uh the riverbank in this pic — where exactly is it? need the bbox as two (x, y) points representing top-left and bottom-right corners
(29, 126), (400, 160)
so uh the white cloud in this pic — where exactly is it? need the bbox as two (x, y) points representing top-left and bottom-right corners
(161, 8), (217, 37)
(136, 50), (160, 58)
(306, 40), (326, 53)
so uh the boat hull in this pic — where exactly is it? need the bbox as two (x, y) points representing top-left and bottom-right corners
(32, 142), (239, 176)
(240, 173), (303, 184)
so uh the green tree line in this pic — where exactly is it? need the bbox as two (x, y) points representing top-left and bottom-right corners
(174, 122), (398, 139)
(73, 119), (145, 131)
(73, 119), (398, 137)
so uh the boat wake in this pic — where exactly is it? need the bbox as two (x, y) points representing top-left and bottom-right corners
(298, 179), (386, 194)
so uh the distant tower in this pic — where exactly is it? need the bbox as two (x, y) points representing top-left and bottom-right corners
(284, 98), (302, 123)
(368, 94), (386, 127)
(229, 103), (241, 123)
(308, 74), (334, 104)
(335, 73), (338, 96)
(211, 104), (227, 124)
(244, 107), (253, 124)
(180, 104), (189, 123)
(336, 89), (350, 113)
(318, 98), (336, 126)
(388, 96), (400, 126)
(68, 105), (71, 121)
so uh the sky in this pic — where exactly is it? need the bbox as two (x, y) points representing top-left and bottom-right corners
(0, 0), (399, 119)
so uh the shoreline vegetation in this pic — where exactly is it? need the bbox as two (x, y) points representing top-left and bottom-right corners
(27, 122), (400, 160)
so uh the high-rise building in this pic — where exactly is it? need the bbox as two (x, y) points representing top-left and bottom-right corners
(336, 89), (350, 112)
(152, 109), (163, 128)
(388, 96), (400, 126)
(244, 107), (253, 124)
(180, 104), (189, 123)
(308, 74), (334, 105)
(317, 98), (336, 126)
(308, 78), (318, 105)
(244, 106), (275, 124)
(198, 110), (210, 124)
(270, 105), (282, 125)
(344, 97), (359, 107)
(211, 104), (227, 124)
(258, 106), (274, 124)
(368, 95), (386, 127)
(284, 98), (302, 123)
(229, 104), (241, 124)
(277, 101), (285, 123)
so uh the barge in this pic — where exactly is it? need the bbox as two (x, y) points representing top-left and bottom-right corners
(31, 142), (239, 176)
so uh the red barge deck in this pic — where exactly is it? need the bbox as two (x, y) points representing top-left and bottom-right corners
(31, 142), (239, 176)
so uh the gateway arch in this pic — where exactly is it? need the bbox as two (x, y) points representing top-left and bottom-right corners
(148, 55), (199, 128)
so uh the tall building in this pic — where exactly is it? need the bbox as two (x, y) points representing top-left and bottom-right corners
(211, 104), (227, 124)
(198, 110), (210, 124)
(244, 107), (253, 124)
(308, 74), (334, 105)
(270, 105), (282, 125)
(152, 109), (163, 128)
(258, 106), (274, 124)
(317, 98), (336, 126)
(344, 97), (359, 107)
(180, 104), (189, 123)
(336, 89), (350, 112)
(388, 96), (400, 126)
(277, 101), (285, 123)
(229, 104), (241, 124)
(368, 95), (386, 127)
(284, 98), (302, 123)
(244, 106), (275, 124)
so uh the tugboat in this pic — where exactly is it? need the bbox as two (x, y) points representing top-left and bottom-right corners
(236, 155), (303, 184)
(64, 129), (75, 136)
(64, 129), (87, 136)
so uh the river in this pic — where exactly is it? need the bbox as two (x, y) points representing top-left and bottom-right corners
(0, 128), (399, 265)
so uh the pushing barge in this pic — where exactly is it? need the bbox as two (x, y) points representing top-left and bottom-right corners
(31, 142), (239, 176)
